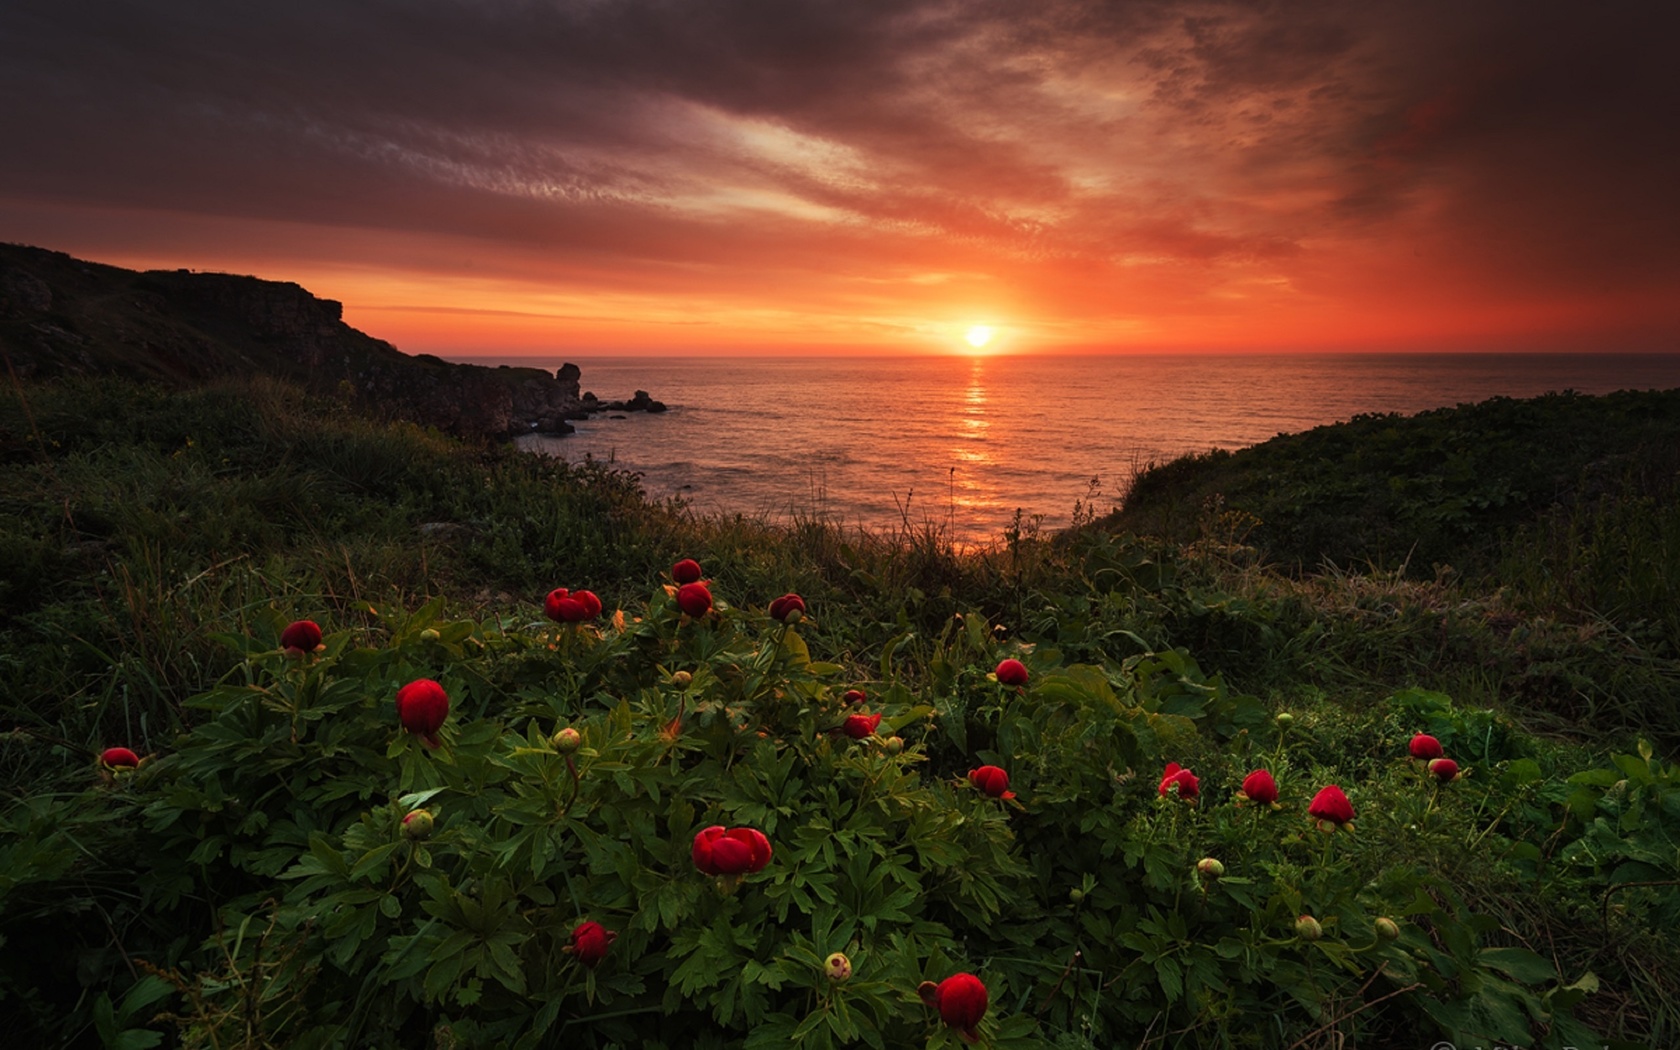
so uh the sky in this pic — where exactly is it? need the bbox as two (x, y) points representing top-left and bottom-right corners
(3, 1), (1678, 357)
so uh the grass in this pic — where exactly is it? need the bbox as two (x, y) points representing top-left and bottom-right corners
(2, 373), (1678, 1048)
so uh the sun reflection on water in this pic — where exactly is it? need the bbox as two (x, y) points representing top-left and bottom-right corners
(946, 360), (1001, 520)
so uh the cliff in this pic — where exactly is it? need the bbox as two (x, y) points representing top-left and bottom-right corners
(0, 243), (583, 438)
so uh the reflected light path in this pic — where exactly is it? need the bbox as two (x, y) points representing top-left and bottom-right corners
(950, 360), (1001, 518)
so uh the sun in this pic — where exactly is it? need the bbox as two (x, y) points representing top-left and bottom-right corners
(964, 325), (994, 349)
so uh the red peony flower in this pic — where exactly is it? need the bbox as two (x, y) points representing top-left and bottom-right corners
(1240, 768), (1278, 805)
(692, 825), (772, 875)
(769, 593), (806, 622)
(932, 973), (989, 1044)
(968, 765), (1016, 800)
(842, 713), (882, 739)
(396, 678), (450, 748)
(280, 619), (322, 654)
(995, 658), (1029, 687)
(568, 921), (617, 967)
(1428, 757), (1460, 782)
(672, 558), (703, 584)
(677, 582), (713, 617)
(543, 588), (571, 622)
(575, 590), (603, 619)
(729, 827), (773, 872)
(692, 825), (729, 873)
(1158, 762), (1199, 800)
(100, 746), (140, 769)
(842, 689), (867, 705)
(1308, 784), (1356, 830)
(1409, 733), (1444, 760)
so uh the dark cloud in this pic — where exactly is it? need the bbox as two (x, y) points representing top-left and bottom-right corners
(2, 0), (1677, 349)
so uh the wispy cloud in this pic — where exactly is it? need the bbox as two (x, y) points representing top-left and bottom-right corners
(2, 0), (1676, 352)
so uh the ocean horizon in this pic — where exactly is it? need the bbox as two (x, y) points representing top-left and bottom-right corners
(462, 351), (1680, 546)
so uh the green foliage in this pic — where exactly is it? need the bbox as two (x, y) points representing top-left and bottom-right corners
(2, 375), (1676, 1048)
(1112, 388), (1680, 581)
(0, 581), (1642, 1049)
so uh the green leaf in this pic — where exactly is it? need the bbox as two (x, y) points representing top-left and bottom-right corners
(1155, 957), (1183, 1003)
(1567, 768), (1620, 788)
(1479, 947), (1556, 986)
(1503, 758), (1542, 787)
(350, 842), (403, 882)
(399, 787), (448, 808)
(1547, 970), (1600, 1012)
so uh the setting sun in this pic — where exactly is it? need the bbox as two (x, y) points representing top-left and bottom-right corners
(965, 325), (994, 349)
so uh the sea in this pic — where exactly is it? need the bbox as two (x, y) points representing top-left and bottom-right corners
(475, 353), (1680, 547)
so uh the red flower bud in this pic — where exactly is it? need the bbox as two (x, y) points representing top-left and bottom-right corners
(1158, 762), (1199, 800)
(1409, 733), (1443, 760)
(568, 921), (616, 967)
(824, 951), (852, 982)
(994, 659), (1028, 687)
(1427, 757), (1460, 782)
(729, 827), (773, 872)
(575, 590), (603, 619)
(841, 713), (881, 739)
(401, 809), (434, 840)
(99, 746), (140, 769)
(672, 558), (703, 584)
(676, 582), (713, 617)
(769, 593), (806, 622)
(692, 825), (771, 875)
(842, 689), (867, 706)
(692, 825), (727, 873)
(543, 588), (570, 621)
(280, 619), (322, 654)
(1308, 784), (1355, 830)
(932, 973), (988, 1043)
(396, 678), (449, 748)
(1240, 768), (1278, 805)
(968, 765), (1016, 800)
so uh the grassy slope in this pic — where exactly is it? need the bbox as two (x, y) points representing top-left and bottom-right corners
(2, 374), (1678, 1047)
(1107, 388), (1680, 580)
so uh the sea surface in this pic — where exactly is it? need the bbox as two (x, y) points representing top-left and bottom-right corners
(484, 353), (1680, 546)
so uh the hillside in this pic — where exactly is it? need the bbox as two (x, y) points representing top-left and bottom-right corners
(1105, 387), (1680, 580)
(2, 374), (1678, 1048)
(0, 243), (582, 438)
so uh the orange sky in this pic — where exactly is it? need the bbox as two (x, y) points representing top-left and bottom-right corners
(3, 1), (1678, 356)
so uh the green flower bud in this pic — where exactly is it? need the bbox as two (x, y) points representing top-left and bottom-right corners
(1275, 712), (1294, 727)
(1295, 914), (1322, 941)
(419, 628), (441, 641)
(824, 952), (852, 982)
(402, 809), (435, 840)
(1374, 917), (1401, 941)
(1196, 857), (1224, 878)
(672, 670), (693, 687)
(553, 727), (582, 754)
(1068, 887), (1085, 903)
(883, 736), (904, 755)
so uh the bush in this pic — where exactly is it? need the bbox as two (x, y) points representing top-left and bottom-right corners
(0, 585), (1627, 1049)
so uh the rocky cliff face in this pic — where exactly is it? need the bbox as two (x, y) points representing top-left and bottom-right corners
(0, 243), (584, 439)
